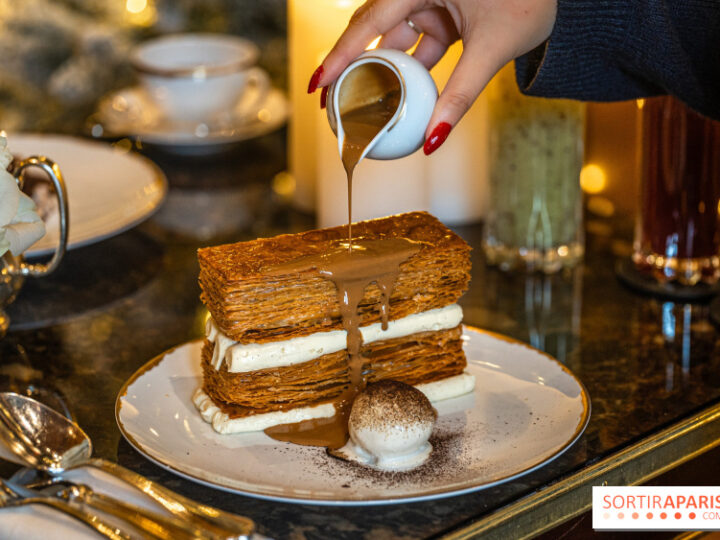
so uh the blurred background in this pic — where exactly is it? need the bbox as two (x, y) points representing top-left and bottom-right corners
(0, 0), (639, 233)
(0, 0), (286, 133)
(0, 0), (649, 359)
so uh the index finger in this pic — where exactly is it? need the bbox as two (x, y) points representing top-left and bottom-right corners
(319, 0), (423, 86)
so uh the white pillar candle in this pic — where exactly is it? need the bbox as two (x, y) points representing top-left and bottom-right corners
(426, 42), (489, 224)
(288, 0), (363, 212)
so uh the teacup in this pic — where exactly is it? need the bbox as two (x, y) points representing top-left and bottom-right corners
(1, 156), (69, 337)
(326, 49), (438, 162)
(131, 33), (270, 125)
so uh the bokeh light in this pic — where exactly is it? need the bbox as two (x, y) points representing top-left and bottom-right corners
(580, 163), (607, 194)
(126, 0), (147, 14)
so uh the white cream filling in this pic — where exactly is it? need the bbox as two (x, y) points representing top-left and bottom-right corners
(207, 304), (463, 373)
(193, 371), (475, 434)
(192, 387), (336, 434)
(415, 372), (476, 403)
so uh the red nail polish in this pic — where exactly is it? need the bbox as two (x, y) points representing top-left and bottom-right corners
(320, 86), (329, 109)
(308, 65), (324, 94)
(423, 122), (452, 155)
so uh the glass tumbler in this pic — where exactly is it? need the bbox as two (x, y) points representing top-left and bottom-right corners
(482, 65), (585, 273)
(633, 96), (720, 285)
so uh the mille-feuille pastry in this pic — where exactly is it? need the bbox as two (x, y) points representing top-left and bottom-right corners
(193, 211), (474, 433)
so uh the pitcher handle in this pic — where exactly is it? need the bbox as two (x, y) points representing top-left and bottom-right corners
(13, 156), (69, 277)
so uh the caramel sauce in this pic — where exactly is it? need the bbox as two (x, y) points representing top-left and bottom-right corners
(333, 62), (402, 247)
(266, 411), (350, 449)
(340, 89), (400, 247)
(265, 63), (409, 449)
(264, 238), (421, 447)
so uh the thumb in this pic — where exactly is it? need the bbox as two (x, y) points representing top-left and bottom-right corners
(423, 39), (503, 155)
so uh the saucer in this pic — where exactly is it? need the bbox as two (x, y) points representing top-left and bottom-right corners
(615, 258), (720, 302)
(93, 85), (289, 155)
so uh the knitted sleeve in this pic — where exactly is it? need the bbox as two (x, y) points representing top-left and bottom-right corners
(514, 0), (720, 119)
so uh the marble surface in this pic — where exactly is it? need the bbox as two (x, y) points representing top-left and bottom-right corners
(1, 139), (719, 538)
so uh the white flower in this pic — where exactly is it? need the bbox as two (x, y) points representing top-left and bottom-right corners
(0, 135), (46, 258)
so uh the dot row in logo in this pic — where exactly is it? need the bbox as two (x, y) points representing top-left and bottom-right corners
(603, 512), (696, 520)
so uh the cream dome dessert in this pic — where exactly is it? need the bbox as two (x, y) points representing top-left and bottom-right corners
(331, 380), (438, 471)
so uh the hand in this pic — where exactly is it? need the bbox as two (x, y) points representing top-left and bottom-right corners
(309, 0), (557, 154)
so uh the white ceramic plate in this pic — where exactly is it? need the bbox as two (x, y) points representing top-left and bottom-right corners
(116, 327), (590, 505)
(94, 86), (289, 155)
(9, 134), (167, 258)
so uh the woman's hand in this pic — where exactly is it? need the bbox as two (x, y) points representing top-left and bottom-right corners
(309, 0), (557, 154)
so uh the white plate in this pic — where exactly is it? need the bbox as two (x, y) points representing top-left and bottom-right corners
(94, 86), (289, 155)
(116, 327), (590, 505)
(9, 134), (167, 258)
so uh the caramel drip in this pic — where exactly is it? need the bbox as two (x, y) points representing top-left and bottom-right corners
(265, 413), (350, 450)
(264, 238), (419, 448)
(339, 83), (400, 248)
(341, 100), (397, 247)
(265, 63), (405, 448)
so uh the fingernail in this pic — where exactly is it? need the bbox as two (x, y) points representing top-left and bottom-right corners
(308, 65), (324, 94)
(320, 86), (329, 109)
(423, 122), (452, 155)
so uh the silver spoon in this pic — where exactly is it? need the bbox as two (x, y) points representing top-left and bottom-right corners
(0, 392), (255, 539)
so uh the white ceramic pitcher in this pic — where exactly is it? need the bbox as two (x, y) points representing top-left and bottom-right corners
(326, 49), (438, 164)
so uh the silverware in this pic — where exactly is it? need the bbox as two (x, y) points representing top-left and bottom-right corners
(0, 478), (131, 540)
(8, 478), (212, 540)
(0, 392), (255, 539)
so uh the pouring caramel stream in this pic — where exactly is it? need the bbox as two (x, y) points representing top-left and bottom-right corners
(265, 62), (408, 448)
(340, 90), (400, 248)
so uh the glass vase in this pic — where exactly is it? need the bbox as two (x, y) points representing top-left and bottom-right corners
(482, 65), (585, 273)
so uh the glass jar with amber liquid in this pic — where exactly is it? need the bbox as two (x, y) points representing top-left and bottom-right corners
(633, 96), (720, 285)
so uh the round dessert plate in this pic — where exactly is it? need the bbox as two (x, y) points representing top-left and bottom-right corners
(9, 134), (167, 257)
(94, 86), (289, 155)
(116, 327), (590, 505)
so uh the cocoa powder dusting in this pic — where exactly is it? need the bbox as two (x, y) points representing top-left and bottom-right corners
(349, 380), (436, 432)
(319, 423), (478, 488)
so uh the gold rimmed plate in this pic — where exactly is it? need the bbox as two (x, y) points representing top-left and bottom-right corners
(8, 134), (167, 258)
(115, 326), (590, 505)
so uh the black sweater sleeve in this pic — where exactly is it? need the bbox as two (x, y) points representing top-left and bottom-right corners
(514, 0), (720, 120)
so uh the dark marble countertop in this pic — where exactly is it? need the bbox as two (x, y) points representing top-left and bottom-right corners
(2, 133), (719, 539)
